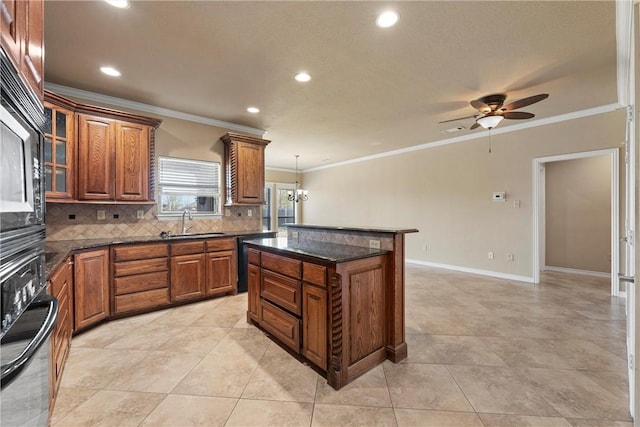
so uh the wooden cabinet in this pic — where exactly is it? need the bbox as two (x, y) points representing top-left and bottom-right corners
(247, 263), (261, 322)
(77, 114), (115, 201)
(247, 244), (393, 389)
(112, 243), (169, 315)
(44, 100), (75, 199)
(0, 0), (44, 102)
(115, 122), (149, 201)
(170, 253), (206, 302)
(170, 238), (237, 302)
(222, 132), (270, 206)
(74, 248), (109, 331)
(302, 284), (327, 369)
(170, 240), (205, 302)
(77, 114), (152, 202)
(49, 257), (73, 402)
(43, 90), (161, 204)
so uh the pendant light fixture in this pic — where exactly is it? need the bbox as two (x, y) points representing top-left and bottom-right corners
(288, 155), (308, 203)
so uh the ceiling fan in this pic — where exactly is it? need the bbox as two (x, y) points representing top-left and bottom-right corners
(439, 93), (549, 130)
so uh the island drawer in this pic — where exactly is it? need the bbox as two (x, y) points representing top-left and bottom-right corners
(260, 299), (300, 353)
(261, 270), (301, 316)
(113, 244), (169, 261)
(171, 241), (206, 256)
(206, 238), (236, 252)
(114, 271), (169, 295)
(113, 258), (168, 277)
(248, 249), (261, 266)
(261, 252), (301, 279)
(303, 262), (326, 287)
(114, 288), (170, 314)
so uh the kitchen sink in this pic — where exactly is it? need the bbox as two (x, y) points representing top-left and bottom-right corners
(159, 231), (225, 240)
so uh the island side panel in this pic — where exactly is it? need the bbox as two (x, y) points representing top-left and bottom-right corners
(329, 255), (389, 389)
(387, 233), (408, 361)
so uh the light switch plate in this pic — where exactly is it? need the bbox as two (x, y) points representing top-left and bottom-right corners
(96, 210), (106, 220)
(136, 209), (144, 219)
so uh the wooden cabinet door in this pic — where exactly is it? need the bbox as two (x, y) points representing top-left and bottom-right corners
(74, 248), (109, 331)
(115, 122), (149, 201)
(44, 102), (75, 199)
(20, 0), (43, 102)
(170, 253), (205, 302)
(49, 258), (73, 398)
(302, 284), (327, 369)
(205, 250), (236, 296)
(1, 0), (23, 70)
(77, 114), (115, 200)
(247, 263), (261, 321)
(237, 141), (264, 203)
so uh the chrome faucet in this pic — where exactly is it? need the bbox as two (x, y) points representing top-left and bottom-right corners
(181, 209), (193, 234)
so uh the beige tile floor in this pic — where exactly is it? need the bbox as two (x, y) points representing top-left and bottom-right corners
(51, 266), (632, 427)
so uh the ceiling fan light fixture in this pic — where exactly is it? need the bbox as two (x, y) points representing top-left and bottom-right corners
(477, 115), (504, 129)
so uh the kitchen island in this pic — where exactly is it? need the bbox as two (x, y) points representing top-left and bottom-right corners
(245, 224), (417, 389)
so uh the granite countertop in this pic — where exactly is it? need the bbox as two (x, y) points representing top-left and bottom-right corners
(285, 224), (419, 234)
(44, 230), (274, 277)
(244, 237), (390, 263)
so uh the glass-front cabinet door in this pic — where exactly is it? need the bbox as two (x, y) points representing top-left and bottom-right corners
(43, 102), (74, 199)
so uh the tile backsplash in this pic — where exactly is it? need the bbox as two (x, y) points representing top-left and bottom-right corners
(45, 203), (261, 241)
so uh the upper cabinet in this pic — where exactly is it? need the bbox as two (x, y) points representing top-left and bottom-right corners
(0, 0), (44, 103)
(44, 91), (162, 204)
(222, 132), (270, 206)
(44, 99), (75, 199)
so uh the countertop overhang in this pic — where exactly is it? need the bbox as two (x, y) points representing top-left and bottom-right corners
(244, 238), (390, 263)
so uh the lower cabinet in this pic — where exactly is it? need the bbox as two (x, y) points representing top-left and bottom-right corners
(112, 243), (170, 315)
(302, 284), (327, 369)
(170, 253), (206, 302)
(247, 263), (261, 322)
(74, 248), (109, 331)
(249, 249), (328, 370)
(205, 250), (236, 296)
(49, 257), (73, 405)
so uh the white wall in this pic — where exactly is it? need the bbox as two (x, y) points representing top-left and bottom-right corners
(302, 110), (626, 278)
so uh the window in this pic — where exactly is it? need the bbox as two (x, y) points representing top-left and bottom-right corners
(263, 182), (296, 234)
(158, 156), (221, 216)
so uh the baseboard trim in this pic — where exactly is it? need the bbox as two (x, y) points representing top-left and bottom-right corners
(406, 259), (535, 284)
(542, 265), (611, 278)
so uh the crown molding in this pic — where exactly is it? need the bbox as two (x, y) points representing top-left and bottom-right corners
(304, 103), (622, 173)
(44, 82), (266, 136)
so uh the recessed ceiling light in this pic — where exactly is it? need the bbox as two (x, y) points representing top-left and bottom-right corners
(247, 107), (260, 114)
(376, 10), (398, 28)
(100, 66), (121, 77)
(294, 72), (311, 83)
(105, 0), (129, 8)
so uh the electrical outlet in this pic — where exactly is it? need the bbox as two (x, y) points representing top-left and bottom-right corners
(96, 210), (106, 220)
(488, 251), (494, 259)
(507, 253), (514, 261)
(247, 209), (252, 217)
(136, 209), (144, 219)
(369, 240), (381, 249)
(225, 209), (230, 217)
(513, 200), (520, 208)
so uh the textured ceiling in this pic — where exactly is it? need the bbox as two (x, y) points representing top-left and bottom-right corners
(43, 1), (618, 170)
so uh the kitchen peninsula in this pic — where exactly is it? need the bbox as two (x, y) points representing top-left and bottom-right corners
(245, 224), (417, 389)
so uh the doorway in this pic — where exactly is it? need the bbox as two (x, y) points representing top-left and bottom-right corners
(532, 148), (621, 296)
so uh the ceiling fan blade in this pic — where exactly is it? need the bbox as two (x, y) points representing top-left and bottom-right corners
(438, 114), (478, 124)
(470, 122), (481, 130)
(470, 99), (491, 113)
(501, 94), (549, 112)
(503, 111), (535, 120)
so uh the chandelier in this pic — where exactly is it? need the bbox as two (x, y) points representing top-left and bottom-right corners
(288, 155), (308, 203)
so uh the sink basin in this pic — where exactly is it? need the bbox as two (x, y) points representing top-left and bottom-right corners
(160, 232), (225, 240)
